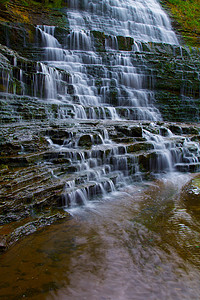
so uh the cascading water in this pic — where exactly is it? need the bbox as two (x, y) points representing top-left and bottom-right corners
(36, 0), (169, 122)
(65, 0), (178, 44)
(31, 0), (200, 207)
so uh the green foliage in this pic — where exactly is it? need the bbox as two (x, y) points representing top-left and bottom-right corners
(163, 0), (200, 47)
(3, 0), (65, 8)
(29, 0), (64, 9)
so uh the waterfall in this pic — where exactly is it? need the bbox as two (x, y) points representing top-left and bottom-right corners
(2, 0), (199, 210)
(65, 0), (178, 45)
(33, 0), (200, 208)
(36, 23), (162, 120)
(36, 0), (179, 122)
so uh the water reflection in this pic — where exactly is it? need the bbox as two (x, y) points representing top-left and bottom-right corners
(0, 173), (200, 300)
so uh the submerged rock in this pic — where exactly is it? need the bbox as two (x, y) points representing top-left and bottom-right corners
(78, 134), (93, 148)
(181, 174), (200, 219)
(0, 235), (7, 251)
(0, 211), (69, 252)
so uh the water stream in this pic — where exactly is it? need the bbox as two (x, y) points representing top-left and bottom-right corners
(1, 173), (200, 299)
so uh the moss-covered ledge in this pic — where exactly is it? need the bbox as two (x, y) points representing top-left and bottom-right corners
(180, 174), (200, 220)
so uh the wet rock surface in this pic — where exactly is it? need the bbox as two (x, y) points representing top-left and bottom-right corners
(181, 174), (200, 219)
(0, 27), (199, 125)
(0, 120), (200, 250)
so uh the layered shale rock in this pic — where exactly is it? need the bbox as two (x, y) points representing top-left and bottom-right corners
(1, 121), (200, 240)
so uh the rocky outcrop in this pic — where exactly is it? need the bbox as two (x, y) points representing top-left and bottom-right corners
(180, 174), (200, 220)
(1, 119), (200, 251)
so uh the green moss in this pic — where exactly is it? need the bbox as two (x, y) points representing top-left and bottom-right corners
(127, 143), (154, 153)
(192, 178), (200, 189)
(4, 0), (66, 9)
(161, 0), (200, 47)
(91, 31), (106, 52)
(0, 0), (67, 27)
(0, 164), (8, 170)
(117, 36), (134, 51)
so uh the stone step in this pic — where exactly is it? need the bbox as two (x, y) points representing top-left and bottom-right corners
(62, 175), (118, 207)
(0, 120), (200, 225)
(175, 163), (200, 173)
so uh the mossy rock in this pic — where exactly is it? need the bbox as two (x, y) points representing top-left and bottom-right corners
(114, 125), (142, 137)
(159, 127), (169, 136)
(78, 134), (92, 148)
(129, 126), (143, 137)
(181, 175), (200, 219)
(138, 153), (151, 172)
(93, 134), (103, 145)
(91, 30), (106, 52)
(168, 124), (182, 135)
(182, 126), (199, 135)
(117, 36), (134, 51)
(127, 142), (154, 153)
